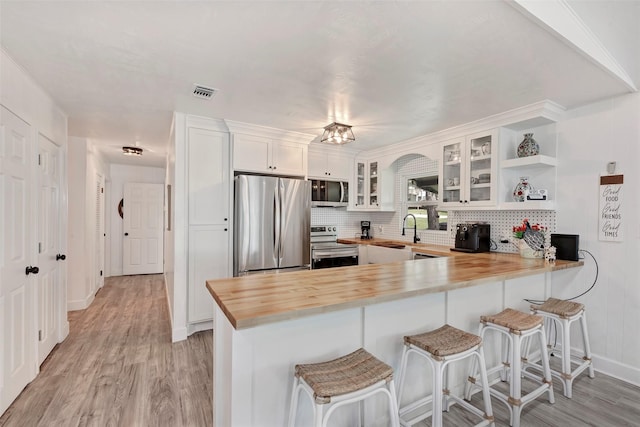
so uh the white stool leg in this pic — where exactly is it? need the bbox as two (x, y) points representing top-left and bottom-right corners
(288, 376), (300, 427)
(510, 333), (522, 427)
(314, 402), (323, 427)
(388, 379), (401, 427)
(476, 346), (494, 425)
(580, 310), (595, 378)
(560, 316), (573, 398)
(396, 345), (410, 409)
(432, 358), (444, 427)
(537, 327), (555, 404)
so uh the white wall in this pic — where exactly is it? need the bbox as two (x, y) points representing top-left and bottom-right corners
(552, 92), (640, 385)
(164, 117), (177, 331)
(108, 163), (165, 276)
(67, 138), (108, 310)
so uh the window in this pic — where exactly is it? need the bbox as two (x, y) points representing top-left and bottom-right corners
(403, 174), (447, 231)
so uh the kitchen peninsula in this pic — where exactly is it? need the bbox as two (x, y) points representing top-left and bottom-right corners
(207, 252), (582, 426)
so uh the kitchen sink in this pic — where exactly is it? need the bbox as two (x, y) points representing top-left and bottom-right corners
(372, 242), (406, 249)
(413, 252), (440, 259)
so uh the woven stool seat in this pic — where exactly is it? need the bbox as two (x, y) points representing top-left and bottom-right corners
(531, 298), (584, 318)
(294, 348), (393, 404)
(481, 308), (542, 333)
(404, 324), (482, 359)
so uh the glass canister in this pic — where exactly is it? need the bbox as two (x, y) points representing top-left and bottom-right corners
(513, 177), (533, 202)
(517, 133), (539, 158)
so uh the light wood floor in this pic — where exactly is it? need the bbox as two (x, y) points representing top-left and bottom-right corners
(2, 275), (639, 426)
(0, 274), (212, 427)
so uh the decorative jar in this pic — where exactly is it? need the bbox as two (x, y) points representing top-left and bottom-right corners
(517, 133), (539, 158)
(512, 177), (533, 202)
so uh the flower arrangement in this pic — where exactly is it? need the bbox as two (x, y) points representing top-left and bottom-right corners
(512, 218), (544, 239)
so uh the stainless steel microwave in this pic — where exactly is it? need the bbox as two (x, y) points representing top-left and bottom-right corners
(310, 179), (349, 207)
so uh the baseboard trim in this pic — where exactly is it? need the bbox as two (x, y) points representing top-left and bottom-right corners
(67, 292), (95, 311)
(172, 327), (188, 343)
(187, 320), (213, 336)
(591, 353), (640, 387)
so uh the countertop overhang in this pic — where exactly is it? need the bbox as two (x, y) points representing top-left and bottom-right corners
(207, 248), (583, 330)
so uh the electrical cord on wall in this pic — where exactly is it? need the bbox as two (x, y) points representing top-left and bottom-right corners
(523, 249), (598, 351)
(524, 249), (598, 305)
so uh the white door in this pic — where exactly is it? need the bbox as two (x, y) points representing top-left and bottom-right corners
(37, 134), (61, 365)
(122, 183), (164, 275)
(0, 106), (37, 414)
(94, 175), (105, 291)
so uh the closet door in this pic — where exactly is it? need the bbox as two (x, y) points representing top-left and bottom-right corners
(1, 106), (37, 414)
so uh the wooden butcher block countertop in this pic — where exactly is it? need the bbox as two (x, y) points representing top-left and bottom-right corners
(337, 237), (464, 257)
(206, 250), (583, 330)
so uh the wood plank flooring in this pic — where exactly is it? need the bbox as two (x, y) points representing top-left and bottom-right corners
(2, 274), (640, 426)
(0, 275), (212, 427)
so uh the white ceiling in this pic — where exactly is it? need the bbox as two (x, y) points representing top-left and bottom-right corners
(1, 1), (638, 168)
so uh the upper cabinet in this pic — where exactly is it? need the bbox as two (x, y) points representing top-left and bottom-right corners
(307, 147), (353, 181)
(352, 158), (394, 211)
(227, 120), (314, 178)
(233, 134), (307, 176)
(440, 129), (498, 208)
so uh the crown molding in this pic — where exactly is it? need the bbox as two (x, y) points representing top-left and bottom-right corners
(224, 119), (315, 145)
(511, 0), (636, 92)
(363, 100), (565, 159)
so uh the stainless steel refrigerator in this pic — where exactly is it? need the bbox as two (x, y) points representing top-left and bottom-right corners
(234, 174), (311, 276)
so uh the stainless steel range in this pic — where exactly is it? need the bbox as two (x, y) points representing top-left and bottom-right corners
(310, 225), (359, 269)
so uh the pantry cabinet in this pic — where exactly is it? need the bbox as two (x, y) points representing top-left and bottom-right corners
(186, 125), (231, 324)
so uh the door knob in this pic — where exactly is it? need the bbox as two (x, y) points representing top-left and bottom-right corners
(56, 254), (66, 261)
(124, 232), (129, 236)
(25, 266), (40, 275)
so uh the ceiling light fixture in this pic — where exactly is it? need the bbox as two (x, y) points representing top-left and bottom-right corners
(122, 146), (143, 156)
(320, 122), (355, 145)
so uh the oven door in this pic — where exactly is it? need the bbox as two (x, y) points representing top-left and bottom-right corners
(311, 248), (358, 269)
(312, 254), (358, 269)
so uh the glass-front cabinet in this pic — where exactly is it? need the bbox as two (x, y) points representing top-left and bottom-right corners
(440, 130), (497, 208)
(356, 162), (366, 206)
(369, 161), (378, 206)
(353, 159), (393, 210)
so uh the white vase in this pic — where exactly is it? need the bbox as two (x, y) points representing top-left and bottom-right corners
(517, 239), (543, 259)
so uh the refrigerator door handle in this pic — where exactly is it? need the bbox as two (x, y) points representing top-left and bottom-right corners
(274, 183), (281, 263)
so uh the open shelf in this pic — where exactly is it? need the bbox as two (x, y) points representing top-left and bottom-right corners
(499, 201), (556, 210)
(501, 155), (557, 169)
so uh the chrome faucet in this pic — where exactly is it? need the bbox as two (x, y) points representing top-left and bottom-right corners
(402, 214), (421, 244)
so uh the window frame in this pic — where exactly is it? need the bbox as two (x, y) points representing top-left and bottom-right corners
(401, 172), (448, 234)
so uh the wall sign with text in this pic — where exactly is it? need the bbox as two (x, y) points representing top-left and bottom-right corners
(599, 175), (623, 242)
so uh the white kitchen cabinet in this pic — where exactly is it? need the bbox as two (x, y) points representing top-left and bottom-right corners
(188, 226), (229, 323)
(440, 130), (498, 209)
(186, 125), (231, 324)
(366, 245), (412, 264)
(307, 149), (352, 180)
(352, 159), (394, 211)
(234, 133), (307, 176)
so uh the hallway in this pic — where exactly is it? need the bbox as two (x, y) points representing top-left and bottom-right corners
(0, 275), (212, 426)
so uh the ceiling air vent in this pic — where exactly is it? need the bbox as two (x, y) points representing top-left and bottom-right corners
(192, 84), (218, 100)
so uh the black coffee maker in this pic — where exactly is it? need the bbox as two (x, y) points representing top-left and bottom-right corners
(451, 223), (490, 253)
(361, 221), (372, 240)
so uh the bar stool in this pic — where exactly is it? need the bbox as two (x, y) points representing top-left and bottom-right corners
(287, 348), (400, 427)
(465, 308), (554, 427)
(529, 298), (595, 398)
(396, 324), (494, 427)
